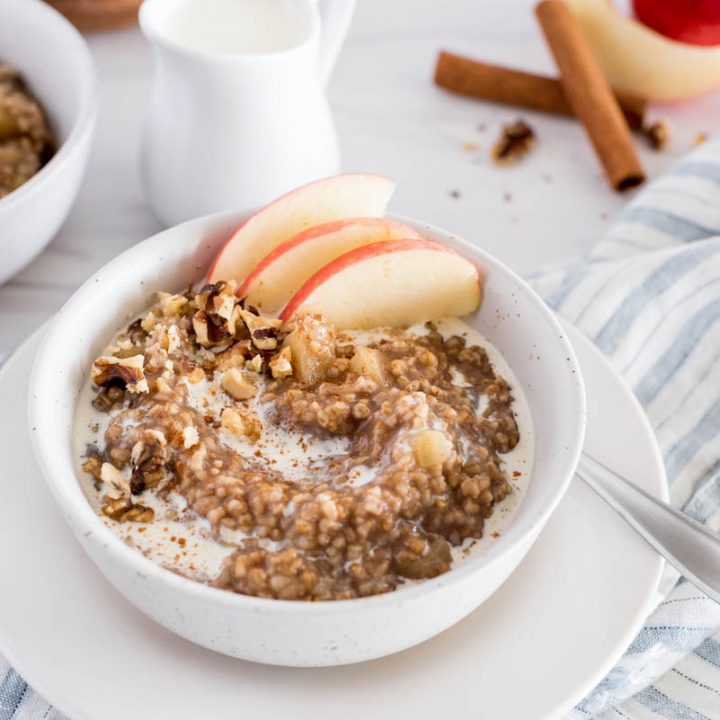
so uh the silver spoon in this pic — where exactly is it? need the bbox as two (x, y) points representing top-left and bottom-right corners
(577, 453), (720, 605)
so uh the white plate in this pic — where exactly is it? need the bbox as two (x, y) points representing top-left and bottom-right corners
(0, 321), (666, 720)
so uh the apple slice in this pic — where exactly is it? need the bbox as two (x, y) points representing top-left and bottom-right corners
(566, 0), (720, 101)
(208, 174), (396, 284)
(280, 239), (483, 330)
(237, 217), (422, 313)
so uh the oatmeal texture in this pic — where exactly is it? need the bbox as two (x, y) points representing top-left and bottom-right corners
(83, 281), (520, 600)
(0, 62), (55, 198)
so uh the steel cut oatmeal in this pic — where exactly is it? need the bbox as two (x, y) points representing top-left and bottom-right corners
(75, 280), (531, 600)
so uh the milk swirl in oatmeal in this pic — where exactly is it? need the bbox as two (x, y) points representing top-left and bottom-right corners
(74, 281), (533, 600)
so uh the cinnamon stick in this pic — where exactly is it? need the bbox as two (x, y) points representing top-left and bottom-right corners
(535, 0), (644, 191)
(434, 51), (646, 131)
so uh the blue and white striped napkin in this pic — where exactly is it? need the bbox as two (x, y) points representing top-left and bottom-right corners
(530, 140), (720, 719)
(3, 143), (720, 720)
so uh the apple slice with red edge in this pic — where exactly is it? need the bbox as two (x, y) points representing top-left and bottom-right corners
(237, 217), (422, 313)
(566, 0), (720, 101)
(279, 238), (483, 330)
(208, 174), (396, 284)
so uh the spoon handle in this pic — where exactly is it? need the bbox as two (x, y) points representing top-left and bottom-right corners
(577, 453), (720, 605)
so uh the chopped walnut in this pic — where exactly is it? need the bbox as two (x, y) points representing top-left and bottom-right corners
(192, 311), (229, 348)
(81, 449), (103, 485)
(492, 120), (536, 166)
(269, 346), (293, 379)
(92, 386), (125, 412)
(212, 291), (236, 321)
(140, 311), (158, 332)
(130, 434), (169, 494)
(221, 407), (262, 443)
(215, 342), (250, 372)
(158, 291), (188, 317)
(101, 496), (155, 523)
(91, 355), (148, 394)
(221, 368), (257, 400)
(246, 354), (263, 373)
(100, 462), (131, 500)
(238, 308), (282, 351)
(162, 325), (181, 355)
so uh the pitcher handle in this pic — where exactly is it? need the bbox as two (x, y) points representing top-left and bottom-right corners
(316, 0), (356, 85)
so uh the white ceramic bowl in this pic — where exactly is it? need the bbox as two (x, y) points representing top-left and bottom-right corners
(30, 211), (586, 666)
(0, 0), (97, 285)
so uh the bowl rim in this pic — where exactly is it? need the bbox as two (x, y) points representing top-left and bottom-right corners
(0, 0), (98, 213)
(30, 208), (587, 615)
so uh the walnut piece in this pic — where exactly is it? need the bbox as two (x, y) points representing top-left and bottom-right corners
(158, 291), (188, 317)
(101, 496), (155, 523)
(644, 120), (672, 151)
(269, 346), (293, 379)
(140, 311), (158, 332)
(192, 311), (230, 348)
(492, 120), (536, 166)
(246, 354), (263, 373)
(238, 308), (282, 351)
(221, 407), (262, 443)
(91, 354), (148, 394)
(100, 462), (131, 500)
(221, 368), (257, 400)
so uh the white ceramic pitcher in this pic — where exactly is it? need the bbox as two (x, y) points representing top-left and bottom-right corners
(139, 0), (355, 226)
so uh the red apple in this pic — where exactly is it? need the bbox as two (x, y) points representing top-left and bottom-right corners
(280, 238), (483, 330)
(566, 0), (720, 100)
(237, 217), (421, 313)
(208, 174), (396, 285)
(633, 0), (720, 46)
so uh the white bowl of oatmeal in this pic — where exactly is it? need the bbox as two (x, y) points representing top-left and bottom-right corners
(30, 207), (585, 666)
(0, 0), (96, 285)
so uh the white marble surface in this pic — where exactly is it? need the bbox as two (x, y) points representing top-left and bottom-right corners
(1, 0), (719, 358)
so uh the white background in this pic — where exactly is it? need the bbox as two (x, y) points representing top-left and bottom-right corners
(1, 0), (718, 356)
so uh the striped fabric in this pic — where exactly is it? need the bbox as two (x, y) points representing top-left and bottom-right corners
(531, 141), (720, 719)
(3, 144), (720, 719)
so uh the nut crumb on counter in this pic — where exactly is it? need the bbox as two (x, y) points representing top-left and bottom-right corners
(643, 120), (672, 151)
(491, 120), (535, 166)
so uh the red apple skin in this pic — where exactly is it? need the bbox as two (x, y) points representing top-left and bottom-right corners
(236, 217), (419, 301)
(206, 173), (395, 284)
(279, 238), (482, 324)
(633, 0), (720, 46)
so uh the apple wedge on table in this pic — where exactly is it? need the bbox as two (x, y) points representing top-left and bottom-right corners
(280, 238), (483, 330)
(237, 217), (422, 313)
(208, 174), (396, 284)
